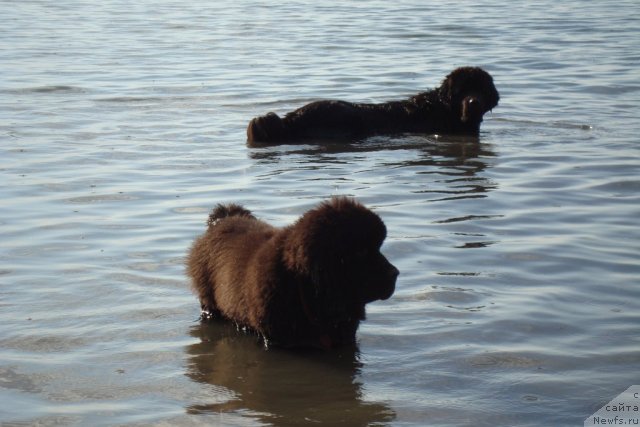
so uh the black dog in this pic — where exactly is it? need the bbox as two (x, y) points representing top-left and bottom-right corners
(247, 66), (499, 143)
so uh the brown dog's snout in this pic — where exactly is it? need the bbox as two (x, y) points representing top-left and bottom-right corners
(378, 262), (398, 301)
(389, 264), (399, 281)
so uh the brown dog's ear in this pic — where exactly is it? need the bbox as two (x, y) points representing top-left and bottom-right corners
(283, 197), (386, 270)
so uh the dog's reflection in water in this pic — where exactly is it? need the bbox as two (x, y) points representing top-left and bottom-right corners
(185, 321), (395, 426)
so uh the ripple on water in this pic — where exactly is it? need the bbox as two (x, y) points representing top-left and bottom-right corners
(1, 1), (639, 426)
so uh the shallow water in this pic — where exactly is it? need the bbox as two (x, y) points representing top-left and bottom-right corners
(1, 1), (639, 426)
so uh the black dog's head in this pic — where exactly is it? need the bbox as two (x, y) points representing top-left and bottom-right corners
(284, 197), (398, 320)
(440, 66), (500, 131)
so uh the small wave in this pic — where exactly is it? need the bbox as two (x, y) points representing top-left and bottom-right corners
(65, 193), (138, 204)
(95, 95), (201, 104)
(434, 214), (503, 224)
(3, 85), (85, 94)
(494, 117), (593, 131)
(96, 96), (167, 103)
(468, 352), (541, 368)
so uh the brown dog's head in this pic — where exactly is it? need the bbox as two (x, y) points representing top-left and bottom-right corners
(440, 66), (500, 131)
(283, 197), (398, 321)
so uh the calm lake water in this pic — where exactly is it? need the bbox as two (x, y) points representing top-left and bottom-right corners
(1, 1), (639, 426)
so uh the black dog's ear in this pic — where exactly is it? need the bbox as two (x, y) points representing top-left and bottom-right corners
(440, 72), (456, 104)
(440, 78), (453, 105)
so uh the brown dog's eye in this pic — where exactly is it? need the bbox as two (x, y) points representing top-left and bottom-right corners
(355, 249), (368, 260)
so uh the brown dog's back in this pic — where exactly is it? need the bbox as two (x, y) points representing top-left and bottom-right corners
(188, 208), (277, 326)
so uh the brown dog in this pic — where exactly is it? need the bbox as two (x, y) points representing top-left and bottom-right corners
(186, 197), (398, 349)
(247, 66), (499, 143)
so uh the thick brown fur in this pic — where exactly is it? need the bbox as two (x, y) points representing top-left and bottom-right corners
(247, 66), (499, 143)
(186, 197), (398, 349)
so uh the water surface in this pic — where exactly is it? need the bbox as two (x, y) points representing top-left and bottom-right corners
(1, 1), (639, 426)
